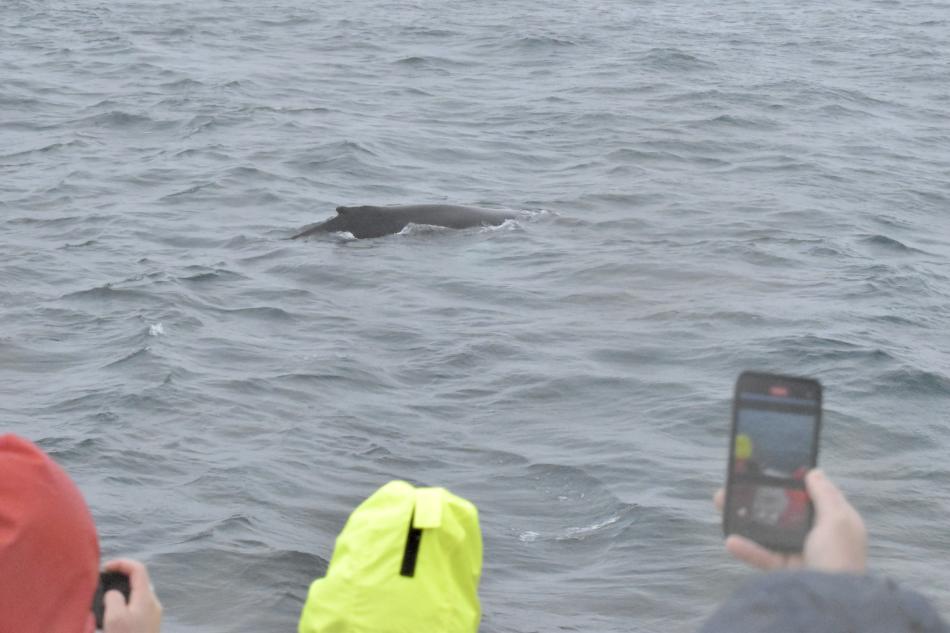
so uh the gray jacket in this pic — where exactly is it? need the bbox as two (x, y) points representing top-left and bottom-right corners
(699, 570), (947, 633)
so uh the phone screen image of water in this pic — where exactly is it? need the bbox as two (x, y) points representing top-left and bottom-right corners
(730, 481), (809, 532)
(734, 407), (816, 478)
(731, 406), (816, 536)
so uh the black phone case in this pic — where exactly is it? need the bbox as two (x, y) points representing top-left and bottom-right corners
(92, 571), (131, 629)
(723, 371), (822, 553)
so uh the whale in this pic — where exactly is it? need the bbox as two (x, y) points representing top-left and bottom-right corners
(292, 204), (519, 239)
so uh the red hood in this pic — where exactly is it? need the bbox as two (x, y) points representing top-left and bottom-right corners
(0, 434), (100, 633)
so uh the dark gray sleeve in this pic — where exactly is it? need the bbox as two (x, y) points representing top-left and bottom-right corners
(697, 570), (948, 633)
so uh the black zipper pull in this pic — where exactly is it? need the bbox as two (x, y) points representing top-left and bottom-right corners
(400, 511), (424, 578)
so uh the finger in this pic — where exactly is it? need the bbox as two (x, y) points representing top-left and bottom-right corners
(805, 469), (847, 518)
(713, 488), (725, 513)
(104, 558), (155, 607)
(103, 589), (128, 628)
(725, 535), (788, 570)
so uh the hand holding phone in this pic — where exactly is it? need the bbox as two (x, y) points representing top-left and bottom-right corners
(723, 372), (822, 553)
(715, 469), (867, 572)
(93, 559), (162, 633)
(93, 571), (130, 629)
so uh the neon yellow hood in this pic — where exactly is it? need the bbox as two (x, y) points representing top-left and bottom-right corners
(299, 481), (482, 633)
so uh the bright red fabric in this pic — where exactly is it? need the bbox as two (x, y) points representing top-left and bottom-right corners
(0, 434), (100, 633)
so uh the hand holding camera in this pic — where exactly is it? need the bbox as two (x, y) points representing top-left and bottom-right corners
(92, 559), (162, 633)
(718, 372), (867, 573)
(715, 469), (867, 572)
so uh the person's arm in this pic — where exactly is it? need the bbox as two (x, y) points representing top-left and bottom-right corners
(102, 558), (162, 633)
(714, 469), (867, 573)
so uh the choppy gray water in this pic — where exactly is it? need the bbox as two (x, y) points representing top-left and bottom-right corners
(3, 0), (950, 631)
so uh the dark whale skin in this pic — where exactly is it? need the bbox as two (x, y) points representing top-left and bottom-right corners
(292, 204), (518, 239)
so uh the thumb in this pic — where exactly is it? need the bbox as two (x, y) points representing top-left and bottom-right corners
(103, 589), (128, 626)
(805, 469), (844, 519)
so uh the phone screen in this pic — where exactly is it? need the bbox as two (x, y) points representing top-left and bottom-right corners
(724, 372), (822, 552)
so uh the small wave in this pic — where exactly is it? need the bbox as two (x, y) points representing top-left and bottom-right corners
(766, 335), (898, 367)
(61, 284), (160, 304)
(640, 47), (715, 71)
(171, 146), (229, 161)
(559, 515), (623, 540)
(394, 55), (430, 65)
(158, 26), (191, 37)
(286, 140), (378, 171)
(183, 114), (220, 137)
(518, 510), (632, 543)
(402, 26), (458, 38)
(518, 208), (556, 219)
(160, 182), (224, 201)
(179, 271), (223, 283)
(480, 218), (522, 233)
(154, 547), (326, 629)
(908, 189), (948, 205)
(251, 104), (334, 116)
(159, 78), (205, 90)
(817, 103), (876, 119)
(182, 109), (253, 137)
(254, 15), (320, 27)
(40, 437), (102, 463)
(60, 239), (99, 249)
(221, 165), (283, 184)
(518, 514), (624, 543)
(383, 87), (433, 98)
(276, 372), (371, 385)
(606, 147), (684, 164)
(878, 368), (950, 397)
(495, 462), (636, 548)
(0, 95), (44, 110)
(689, 113), (780, 131)
(807, 244), (847, 257)
(392, 55), (468, 69)
(519, 531), (541, 542)
(104, 346), (152, 369)
(394, 218), (523, 237)
(824, 86), (892, 108)
(720, 153), (814, 173)
(181, 513), (256, 543)
(0, 138), (89, 161)
(513, 34), (580, 49)
(212, 306), (297, 322)
(358, 444), (394, 459)
(859, 234), (926, 254)
(76, 110), (167, 130)
(177, 267), (247, 283)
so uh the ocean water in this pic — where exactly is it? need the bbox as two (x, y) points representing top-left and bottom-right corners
(2, 0), (950, 631)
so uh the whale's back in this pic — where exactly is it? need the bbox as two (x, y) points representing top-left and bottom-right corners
(294, 204), (518, 239)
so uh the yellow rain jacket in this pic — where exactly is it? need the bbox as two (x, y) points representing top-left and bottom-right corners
(299, 480), (482, 633)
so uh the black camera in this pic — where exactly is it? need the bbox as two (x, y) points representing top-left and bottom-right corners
(91, 571), (131, 629)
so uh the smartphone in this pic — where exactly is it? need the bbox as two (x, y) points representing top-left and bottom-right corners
(91, 571), (131, 629)
(723, 371), (822, 553)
